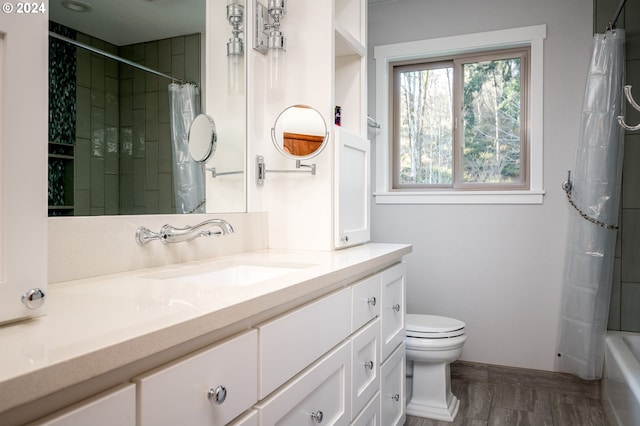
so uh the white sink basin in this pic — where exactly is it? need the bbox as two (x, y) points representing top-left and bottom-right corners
(144, 261), (311, 287)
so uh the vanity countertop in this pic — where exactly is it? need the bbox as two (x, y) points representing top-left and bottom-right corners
(0, 243), (411, 415)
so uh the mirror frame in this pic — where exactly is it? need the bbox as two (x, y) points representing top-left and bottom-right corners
(270, 105), (329, 161)
(188, 114), (217, 163)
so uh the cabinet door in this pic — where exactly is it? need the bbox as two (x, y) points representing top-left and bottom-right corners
(380, 343), (405, 426)
(0, 1), (48, 324)
(335, 126), (370, 248)
(255, 341), (351, 426)
(135, 330), (258, 426)
(350, 392), (380, 426)
(28, 384), (135, 426)
(381, 262), (406, 362)
(228, 409), (258, 426)
(351, 274), (381, 332)
(351, 319), (380, 419)
(258, 287), (351, 398)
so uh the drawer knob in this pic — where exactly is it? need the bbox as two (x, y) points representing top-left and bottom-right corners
(391, 393), (400, 402)
(21, 288), (46, 310)
(207, 386), (227, 405)
(367, 297), (376, 306)
(392, 303), (401, 312)
(364, 360), (374, 370)
(311, 410), (324, 423)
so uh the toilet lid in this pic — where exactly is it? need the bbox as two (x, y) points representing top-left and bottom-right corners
(406, 314), (465, 338)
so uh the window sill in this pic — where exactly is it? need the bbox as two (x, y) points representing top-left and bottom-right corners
(373, 190), (545, 205)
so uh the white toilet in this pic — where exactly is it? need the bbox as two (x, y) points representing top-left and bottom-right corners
(405, 313), (466, 421)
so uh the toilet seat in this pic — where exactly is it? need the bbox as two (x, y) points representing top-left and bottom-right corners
(406, 314), (465, 339)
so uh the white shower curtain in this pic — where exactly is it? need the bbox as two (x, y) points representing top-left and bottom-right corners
(557, 29), (625, 380)
(168, 83), (206, 214)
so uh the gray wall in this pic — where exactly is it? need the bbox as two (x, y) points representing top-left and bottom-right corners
(368, 0), (593, 371)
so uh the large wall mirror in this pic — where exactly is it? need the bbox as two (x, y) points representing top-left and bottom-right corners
(48, 0), (246, 216)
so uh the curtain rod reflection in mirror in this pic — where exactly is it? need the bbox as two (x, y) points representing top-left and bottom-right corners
(48, 31), (189, 85)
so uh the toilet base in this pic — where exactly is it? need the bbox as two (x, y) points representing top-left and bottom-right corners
(406, 393), (460, 421)
(405, 360), (461, 421)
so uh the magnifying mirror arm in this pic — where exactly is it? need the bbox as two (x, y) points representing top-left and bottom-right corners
(206, 168), (245, 178)
(255, 155), (316, 186)
(295, 160), (316, 174)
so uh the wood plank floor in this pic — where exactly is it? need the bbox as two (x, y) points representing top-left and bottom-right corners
(404, 361), (609, 426)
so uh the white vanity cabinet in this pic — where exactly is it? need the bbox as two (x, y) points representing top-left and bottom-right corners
(351, 318), (380, 418)
(257, 287), (351, 399)
(0, 248), (410, 426)
(255, 341), (352, 425)
(381, 343), (406, 426)
(0, 0), (48, 324)
(333, 0), (369, 249)
(351, 392), (380, 426)
(229, 410), (259, 426)
(380, 262), (406, 425)
(28, 384), (135, 426)
(134, 330), (258, 426)
(351, 273), (381, 331)
(381, 262), (406, 362)
(335, 127), (370, 249)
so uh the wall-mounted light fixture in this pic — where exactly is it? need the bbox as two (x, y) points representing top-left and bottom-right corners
(227, 0), (245, 95)
(253, 0), (286, 90)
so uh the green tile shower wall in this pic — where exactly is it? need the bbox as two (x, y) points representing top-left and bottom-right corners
(50, 25), (201, 216)
(118, 33), (201, 215)
(48, 22), (76, 210)
(596, 0), (640, 332)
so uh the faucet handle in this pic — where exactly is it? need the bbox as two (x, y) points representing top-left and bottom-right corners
(135, 226), (162, 245)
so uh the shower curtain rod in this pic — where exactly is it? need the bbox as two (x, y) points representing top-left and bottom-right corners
(48, 31), (188, 85)
(607, 0), (628, 31)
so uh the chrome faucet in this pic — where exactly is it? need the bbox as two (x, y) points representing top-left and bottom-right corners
(135, 219), (234, 245)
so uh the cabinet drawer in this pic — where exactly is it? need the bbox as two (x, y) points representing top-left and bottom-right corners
(350, 392), (380, 426)
(381, 343), (405, 426)
(229, 409), (258, 426)
(351, 274), (381, 332)
(258, 287), (351, 398)
(255, 341), (351, 426)
(135, 330), (258, 426)
(351, 318), (380, 419)
(381, 262), (406, 362)
(28, 384), (135, 426)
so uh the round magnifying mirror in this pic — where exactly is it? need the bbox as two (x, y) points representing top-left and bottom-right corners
(271, 105), (328, 160)
(188, 114), (217, 162)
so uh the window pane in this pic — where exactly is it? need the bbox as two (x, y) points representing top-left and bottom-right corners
(462, 57), (521, 184)
(398, 65), (453, 185)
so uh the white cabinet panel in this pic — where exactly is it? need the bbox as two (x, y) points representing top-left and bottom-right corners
(0, 0), (48, 324)
(335, 127), (370, 249)
(135, 330), (257, 426)
(258, 287), (351, 398)
(351, 319), (380, 418)
(350, 392), (380, 426)
(351, 274), (381, 333)
(229, 409), (258, 426)
(381, 262), (406, 362)
(256, 341), (351, 426)
(381, 343), (405, 426)
(28, 384), (135, 426)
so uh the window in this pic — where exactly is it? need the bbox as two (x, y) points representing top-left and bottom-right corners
(393, 48), (529, 190)
(374, 25), (546, 204)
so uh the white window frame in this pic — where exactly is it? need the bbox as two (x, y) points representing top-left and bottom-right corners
(374, 25), (546, 205)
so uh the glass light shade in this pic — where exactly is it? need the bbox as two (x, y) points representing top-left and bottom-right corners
(228, 53), (244, 95)
(268, 46), (286, 90)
